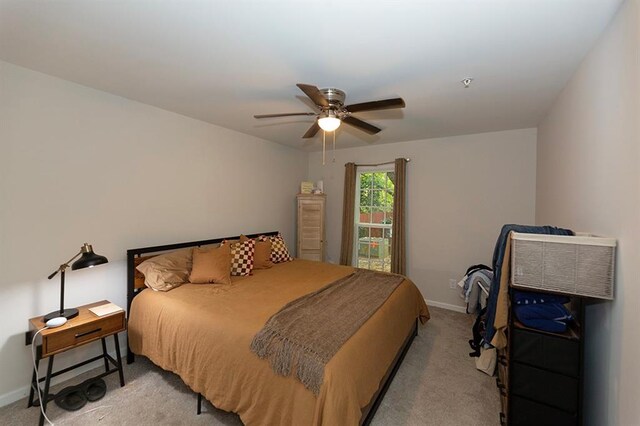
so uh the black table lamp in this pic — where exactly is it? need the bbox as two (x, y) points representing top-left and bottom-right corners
(43, 243), (108, 322)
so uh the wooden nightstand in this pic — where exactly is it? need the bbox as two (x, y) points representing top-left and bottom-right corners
(27, 300), (126, 426)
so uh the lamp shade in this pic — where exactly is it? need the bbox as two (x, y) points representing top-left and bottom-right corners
(318, 116), (341, 132)
(71, 243), (108, 270)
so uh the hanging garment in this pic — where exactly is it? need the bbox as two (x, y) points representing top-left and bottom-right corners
(457, 264), (492, 290)
(466, 270), (493, 314)
(484, 224), (573, 348)
(475, 347), (497, 376)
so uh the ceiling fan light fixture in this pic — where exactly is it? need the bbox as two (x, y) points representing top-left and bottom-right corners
(318, 115), (341, 132)
(253, 83), (404, 138)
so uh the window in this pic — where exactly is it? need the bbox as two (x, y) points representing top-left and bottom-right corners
(354, 169), (394, 272)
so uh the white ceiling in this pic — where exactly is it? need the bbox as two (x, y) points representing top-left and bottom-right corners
(0, 0), (623, 151)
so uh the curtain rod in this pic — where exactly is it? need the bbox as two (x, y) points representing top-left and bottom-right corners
(355, 158), (411, 167)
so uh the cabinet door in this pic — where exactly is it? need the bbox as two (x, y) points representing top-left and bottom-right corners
(298, 198), (324, 261)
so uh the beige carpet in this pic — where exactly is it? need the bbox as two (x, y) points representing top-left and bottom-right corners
(0, 307), (499, 425)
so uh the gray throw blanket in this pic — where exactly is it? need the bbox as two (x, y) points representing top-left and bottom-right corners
(250, 269), (404, 395)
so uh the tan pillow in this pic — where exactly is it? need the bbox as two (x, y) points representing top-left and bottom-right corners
(240, 235), (274, 269)
(189, 245), (232, 285)
(136, 248), (192, 292)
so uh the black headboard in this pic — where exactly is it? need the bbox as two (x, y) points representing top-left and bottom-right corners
(125, 230), (279, 363)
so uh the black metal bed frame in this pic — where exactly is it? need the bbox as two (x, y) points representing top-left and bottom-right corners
(125, 230), (418, 425)
(125, 230), (279, 364)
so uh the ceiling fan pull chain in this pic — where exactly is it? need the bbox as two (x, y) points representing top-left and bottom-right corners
(332, 131), (336, 163)
(322, 130), (326, 166)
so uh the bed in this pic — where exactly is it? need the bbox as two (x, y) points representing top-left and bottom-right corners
(126, 232), (429, 425)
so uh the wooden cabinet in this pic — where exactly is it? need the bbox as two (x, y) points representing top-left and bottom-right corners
(296, 194), (326, 261)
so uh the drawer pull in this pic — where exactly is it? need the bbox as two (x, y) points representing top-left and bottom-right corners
(75, 328), (102, 339)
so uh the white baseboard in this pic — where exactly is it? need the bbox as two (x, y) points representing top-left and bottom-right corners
(0, 386), (32, 409)
(0, 343), (128, 408)
(425, 299), (467, 313)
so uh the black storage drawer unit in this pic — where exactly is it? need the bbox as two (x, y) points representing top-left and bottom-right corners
(511, 362), (579, 413)
(509, 395), (578, 426)
(504, 300), (584, 426)
(512, 328), (580, 377)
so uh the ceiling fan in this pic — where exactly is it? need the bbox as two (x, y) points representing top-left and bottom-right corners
(254, 84), (405, 138)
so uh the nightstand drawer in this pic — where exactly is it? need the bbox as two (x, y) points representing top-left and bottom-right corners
(43, 313), (125, 356)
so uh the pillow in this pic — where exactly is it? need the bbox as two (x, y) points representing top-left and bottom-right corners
(136, 248), (192, 292)
(240, 235), (273, 269)
(259, 233), (293, 263)
(221, 238), (255, 276)
(189, 245), (232, 285)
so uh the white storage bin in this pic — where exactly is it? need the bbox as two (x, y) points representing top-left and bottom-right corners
(511, 232), (616, 300)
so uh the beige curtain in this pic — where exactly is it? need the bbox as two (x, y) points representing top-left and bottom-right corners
(391, 158), (408, 275)
(339, 162), (357, 266)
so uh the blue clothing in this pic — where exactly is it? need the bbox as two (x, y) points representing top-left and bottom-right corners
(512, 290), (570, 306)
(514, 303), (573, 333)
(484, 224), (573, 345)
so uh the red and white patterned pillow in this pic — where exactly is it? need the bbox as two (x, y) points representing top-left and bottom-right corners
(220, 239), (255, 276)
(259, 233), (293, 263)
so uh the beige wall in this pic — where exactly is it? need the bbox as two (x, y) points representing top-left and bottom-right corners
(536, 1), (639, 424)
(0, 61), (308, 404)
(308, 128), (537, 310)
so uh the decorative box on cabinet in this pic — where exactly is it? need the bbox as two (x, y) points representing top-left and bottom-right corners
(296, 194), (326, 262)
(499, 298), (584, 426)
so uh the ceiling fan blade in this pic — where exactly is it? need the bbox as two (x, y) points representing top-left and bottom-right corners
(296, 84), (329, 108)
(342, 116), (381, 135)
(254, 112), (316, 119)
(302, 121), (320, 138)
(345, 98), (405, 113)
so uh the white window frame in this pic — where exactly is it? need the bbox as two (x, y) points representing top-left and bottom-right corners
(353, 166), (394, 272)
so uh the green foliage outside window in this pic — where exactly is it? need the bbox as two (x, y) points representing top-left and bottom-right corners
(359, 171), (395, 213)
(357, 170), (394, 272)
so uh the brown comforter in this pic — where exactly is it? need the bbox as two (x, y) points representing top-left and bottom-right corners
(128, 260), (429, 426)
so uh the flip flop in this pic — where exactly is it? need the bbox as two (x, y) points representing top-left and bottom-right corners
(80, 378), (107, 402)
(54, 386), (87, 411)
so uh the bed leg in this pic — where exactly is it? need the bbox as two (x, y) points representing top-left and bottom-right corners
(197, 393), (202, 415)
(127, 345), (135, 364)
